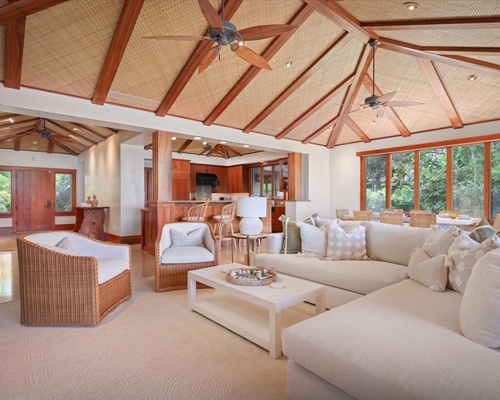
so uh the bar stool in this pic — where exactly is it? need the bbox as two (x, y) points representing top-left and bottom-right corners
(212, 202), (237, 251)
(181, 202), (209, 222)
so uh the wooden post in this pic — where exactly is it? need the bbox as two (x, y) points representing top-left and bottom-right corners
(288, 153), (302, 200)
(152, 130), (172, 201)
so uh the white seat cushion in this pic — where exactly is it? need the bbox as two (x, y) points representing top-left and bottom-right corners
(161, 246), (214, 264)
(96, 258), (130, 284)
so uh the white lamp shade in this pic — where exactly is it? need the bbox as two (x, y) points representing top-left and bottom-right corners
(236, 197), (267, 217)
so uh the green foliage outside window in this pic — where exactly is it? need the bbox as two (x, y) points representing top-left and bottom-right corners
(391, 152), (414, 212)
(365, 155), (386, 212)
(453, 144), (484, 217)
(419, 148), (447, 213)
(492, 142), (500, 218)
(55, 173), (72, 212)
(0, 171), (11, 213)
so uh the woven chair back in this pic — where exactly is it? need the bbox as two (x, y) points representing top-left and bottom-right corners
(336, 209), (350, 218)
(187, 202), (209, 222)
(220, 202), (236, 221)
(380, 211), (404, 225)
(384, 209), (404, 213)
(353, 210), (374, 221)
(493, 214), (500, 232)
(410, 212), (437, 228)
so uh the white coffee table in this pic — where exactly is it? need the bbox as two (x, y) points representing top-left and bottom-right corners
(188, 263), (326, 358)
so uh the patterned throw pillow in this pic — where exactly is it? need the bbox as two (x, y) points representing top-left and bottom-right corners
(422, 226), (461, 257)
(171, 228), (203, 247)
(298, 222), (327, 258)
(447, 235), (500, 294)
(469, 218), (495, 243)
(323, 221), (368, 260)
(408, 248), (447, 292)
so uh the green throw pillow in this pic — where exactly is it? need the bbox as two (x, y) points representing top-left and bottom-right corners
(469, 218), (495, 243)
(279, 214), (317, 254)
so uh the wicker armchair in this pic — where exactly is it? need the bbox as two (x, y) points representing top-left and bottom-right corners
(17, 231), (132, 326)
(181, 202), (209, 222)
(380, 211), (404, 225)
(353, 210), (374, 221)
(410, 212), (437, 228)
(155, 222), (218, 292)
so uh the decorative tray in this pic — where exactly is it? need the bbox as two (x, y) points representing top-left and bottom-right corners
(226, 267), (276, 286)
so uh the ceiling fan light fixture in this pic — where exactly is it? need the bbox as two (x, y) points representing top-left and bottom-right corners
(284, 61), (293, 68)
(404, 2), (419, 10)
(467, 74), (478, 81)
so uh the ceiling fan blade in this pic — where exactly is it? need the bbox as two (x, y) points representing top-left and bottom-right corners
(142, 35), (211, 41)
(384, 101), (424, 107)
(198, 0), (224, 30)
(198, 46), (220, 74)
(232, 45), (272, 70)
(237, 24), (296, 41)
(376, 91), (397, 103)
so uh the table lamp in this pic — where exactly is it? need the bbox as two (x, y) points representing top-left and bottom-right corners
(237, 197), (267, 235)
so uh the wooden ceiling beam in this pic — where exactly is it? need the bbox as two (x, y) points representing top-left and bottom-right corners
(417, 58), (463, 129)
(422, 46), (500, 56)
(92, 0), (145, 105)
(47, 120), (98, 145)
(362, 75), (411, 137)
(303, 0), (376, 43)
(47, 139), (54, 154)
(14, 137), (21, 151)
(224, 145), (242, 157)
(243, 31), (352, 133)
(203, 3), (314, 126)
(327, 44), (373, 148)
(47, 136), (78, 156)
(379, 37), (500, 77)
(177, 139), (193, 154)
(0, 0), (68, 25)
(155, 0), (244, 117)
(0, 119), (35, 133)
(76, 123), (114, 139)
(0, 129), (33, 143)
(276, 72), (354, 140)
(345, 117), (370, 143)
(4, 17), (25, 89)
(362, 17), (500, 31)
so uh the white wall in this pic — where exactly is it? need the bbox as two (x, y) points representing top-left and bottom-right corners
(329, 120), (500, 218)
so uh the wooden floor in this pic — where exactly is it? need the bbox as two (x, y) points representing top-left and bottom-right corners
(0, 234), (268, 304)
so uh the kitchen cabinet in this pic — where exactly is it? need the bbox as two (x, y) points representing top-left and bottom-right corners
(227, 165), (243, 193)
(172, 159), (190, 200)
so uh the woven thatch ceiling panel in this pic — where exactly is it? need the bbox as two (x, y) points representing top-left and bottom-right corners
(434, 63), (500, 125)
(216, 8), (345, 130)
(257, 39), (363, 134)
(340, 0), (500, 21)
(22, 0), (124, 98)
(334, 125), (359, 146)
(379, 29), (500, 48)
(170, 0), (303, 122)
(109, 0), (211, 103)
(107, 96), (159, 113)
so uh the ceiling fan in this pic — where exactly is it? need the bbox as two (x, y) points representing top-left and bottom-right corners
(37, 118), (52, 138)
(143, 0), (296, 73)
(349, 39), (424, 117)
(199, 143), (213, 155)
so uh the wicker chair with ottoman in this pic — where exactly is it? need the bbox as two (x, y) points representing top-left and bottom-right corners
(17, 231), (132, 326)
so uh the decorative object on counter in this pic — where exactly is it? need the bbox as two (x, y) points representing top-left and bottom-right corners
(226, 267), (276, 286)
(86, 196), (92, 205)
(90, 195), (99, 207)
(237, 196), (267, 235)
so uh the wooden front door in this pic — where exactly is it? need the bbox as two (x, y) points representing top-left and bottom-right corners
(16, 170), (54, 232)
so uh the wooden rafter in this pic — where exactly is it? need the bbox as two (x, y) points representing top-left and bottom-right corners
(0, 130), (34, 143)
(92, 0), (145, 105)
(14, 137), (21, 151)
(76, 123), (114, 139)
(243, 31), (352, 133)
(47, 136), (78, 156)
(0, 0), (68, 25)
(345, 117), (370, 143)
(362, 75), (411, 137)
(422, 46), (500, 56)
(224, 145), (242, 157)
(47, 139), (54, 154)
(177, 139), (193, 153)
(327, 45), (373, 148)
(416, 58), (463, 129)
(47, 120), (98, 145)
(362, 17), (500, 31)
(155, 0), (244, 117)
(0, 119), (36, 133)
(4, 17), (25, 89)
(276, 73), (354, 140)
(203, 3), (314, 126)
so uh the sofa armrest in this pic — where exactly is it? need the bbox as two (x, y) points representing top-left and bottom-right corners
(266, 233), (283, 254)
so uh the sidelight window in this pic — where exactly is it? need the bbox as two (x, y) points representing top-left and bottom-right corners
(0, 171), (12, 213)
(55, 173), (73, 212)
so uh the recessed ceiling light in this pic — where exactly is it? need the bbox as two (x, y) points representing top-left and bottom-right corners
(33, 140), (38, 144)
(467, 74), (478, 81)
(243, 144), (250, 148)
(194, 136), (201, 140)
(68, 134), (74, 138)
(172, 136), (177, 140)
(202, 141), (207, 145)
(8, 118), (14, 123)
(284, 61), (293, 68)
(73, 127), (78, 131)
(404, 2), (419, 10)
(220, 141), (227, 144)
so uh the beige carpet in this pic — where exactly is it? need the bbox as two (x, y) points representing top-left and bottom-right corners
(0, 274), (316, 399)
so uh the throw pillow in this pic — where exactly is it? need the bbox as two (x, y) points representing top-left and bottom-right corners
(460, 249), (500, 348)
(279, 214), (316, 254)
(171, 228), (203, 248)
(422, 226), (461, 257)
(408, 252), (447, 292)
(408, 247), (431, 266)
(447, 235), (500, 294)
(55, 236), (77, 255)
(469, 218), (495, 243)
(298, 222), (327, 258)
(323, 221), (368, 260)
(302, 213), (321, 227)
(447, 231), (479, 255)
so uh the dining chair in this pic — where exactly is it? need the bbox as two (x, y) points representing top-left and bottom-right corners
(384, 209), (404, 213)
(380, 211), (404, 225)
(212, 202), (237, 251)
(410, 212), (437, 228)
(181, 202), (209, 222)
(336, 209), (352, 220)
(353, 210), (374, 221)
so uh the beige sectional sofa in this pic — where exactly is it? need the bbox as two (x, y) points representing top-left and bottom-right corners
(254, 220), (500, 399)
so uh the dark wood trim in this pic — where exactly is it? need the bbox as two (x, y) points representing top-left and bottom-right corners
(0, 0), (68, 25)
(359, 156), (366, 210)
(484, 142), (491, 221)
(54, 224), (74, 231)
(385, 154), (391, 209)
(92, 0), (145, 105)
(107, 233), (141, 245)
(4, 17), (25, 89)
(0, 227), (15, 234)
(446, 147), (453, 211)
(203, 3), (314, 126)
(346, 117), (370, 143)
(362, 17), (500, 31)
(421, 46), (500, 56)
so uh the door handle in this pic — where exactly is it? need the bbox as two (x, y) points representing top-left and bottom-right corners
(45, 200), (52, 209)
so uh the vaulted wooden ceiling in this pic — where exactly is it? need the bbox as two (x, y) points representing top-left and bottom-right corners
(0, 0), (499, 156)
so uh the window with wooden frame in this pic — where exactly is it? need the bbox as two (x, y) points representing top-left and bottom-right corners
(247, 159), (287, 200)
(358, 134), (500, 220)
(0, 170), (12, 215)
(54, 170), (76, 215)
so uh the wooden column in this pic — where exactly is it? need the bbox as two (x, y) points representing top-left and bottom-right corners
(152, 130), (172, 201)
(288, 152), (302, 200)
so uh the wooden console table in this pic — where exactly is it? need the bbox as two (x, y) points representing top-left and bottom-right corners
(74, 206), (109, 241)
